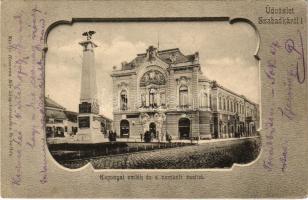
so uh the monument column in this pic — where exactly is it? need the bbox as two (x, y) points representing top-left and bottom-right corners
(76, 31), (106, 143)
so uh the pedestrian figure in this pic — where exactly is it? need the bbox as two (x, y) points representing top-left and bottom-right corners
(113, 131), (117, 141)
(156, 130), (160, 142)
(140, 132), (143, 142)
(166, 132), (172, 143)
(161, 131), (165, 142)
(108, 130), (113, 142)
(144, 130), (151, 143)
(168, 134), (172, 143)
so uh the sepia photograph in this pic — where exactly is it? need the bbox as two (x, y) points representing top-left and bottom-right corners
(2, 0), (307, 198)
(45, 21), (261, 169)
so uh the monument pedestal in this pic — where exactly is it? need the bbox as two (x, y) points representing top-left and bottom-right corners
(76, 113), (108, 143)
(75, 33), (109, 143)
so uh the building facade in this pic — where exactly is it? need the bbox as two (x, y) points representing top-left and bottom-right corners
(45, 96), (112, 141)
(111, 46), (259, 140)
(45, 96), (78, 138)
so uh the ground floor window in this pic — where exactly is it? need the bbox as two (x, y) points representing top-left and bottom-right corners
(120, 120), (130, 138)
(149, 122), (157, 138)
(46, 127), (53, 138)
(55, 127), (65, 137)
(179, 118), (190, 139)
(101, 122), (106, 134)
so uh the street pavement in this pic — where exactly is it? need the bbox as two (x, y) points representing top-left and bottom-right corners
(61, 136), (260, 169)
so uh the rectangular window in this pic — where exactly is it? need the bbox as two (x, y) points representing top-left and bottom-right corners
(227, 100), (229, 111)
(160, 92), (166, 106)
(209, 94), (212, 109)
(179, 86), (188, 106)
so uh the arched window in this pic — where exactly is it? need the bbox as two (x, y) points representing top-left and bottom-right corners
(120, 120), (130, 138)
(223, 98), (226, 110)
(139, 70), (166, 108)
(179, 118), (190, 139)
(179, 86), (188, 106)
(120, 90), (128, 110)
(219, 96), (222, 110)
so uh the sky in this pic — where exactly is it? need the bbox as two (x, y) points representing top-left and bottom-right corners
(45, 21), (260, 119)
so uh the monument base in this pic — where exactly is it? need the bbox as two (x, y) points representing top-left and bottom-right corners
(76, 113), (108, 143)
(75, 132), (107, 143)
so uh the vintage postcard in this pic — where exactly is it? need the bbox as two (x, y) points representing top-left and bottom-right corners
(1, 0), (307, 198)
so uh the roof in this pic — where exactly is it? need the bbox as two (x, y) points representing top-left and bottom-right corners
(157, 48), (195, 64)
(45, 96), (66, 110)
(46, 109), (67, 120)
(213, 82), (258, 106)
(118, 47), (197, 70)
(64, 111), (78, 122)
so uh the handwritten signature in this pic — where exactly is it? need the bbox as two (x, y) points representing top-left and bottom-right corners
(285, 30), (306, 84)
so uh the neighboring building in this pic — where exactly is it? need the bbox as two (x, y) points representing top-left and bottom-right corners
(45, 96), (76, 138)
(111, 46), (259, 140)
(45, 96), (112, 140)
(64, 110), (79, 136)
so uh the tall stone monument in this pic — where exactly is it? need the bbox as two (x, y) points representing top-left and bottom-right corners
(76, 31), (105, 143)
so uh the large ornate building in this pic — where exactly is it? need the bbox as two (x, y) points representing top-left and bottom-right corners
(111, 46), (259, 140)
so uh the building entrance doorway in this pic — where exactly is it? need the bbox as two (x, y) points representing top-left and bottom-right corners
(149, 122), (156, 138)
(120, 120), (130, 138)
(179, 118), (190, 139)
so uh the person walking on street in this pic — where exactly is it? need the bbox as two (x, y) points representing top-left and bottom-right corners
(140, 132), (143, 142)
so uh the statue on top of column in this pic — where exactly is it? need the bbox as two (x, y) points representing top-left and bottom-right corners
(82, 30), (96, 40)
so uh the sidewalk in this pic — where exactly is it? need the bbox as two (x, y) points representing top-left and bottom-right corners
(48, 135), (260, 144)
(113, 135), (260, 144)
(197, 135), (260, 144)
